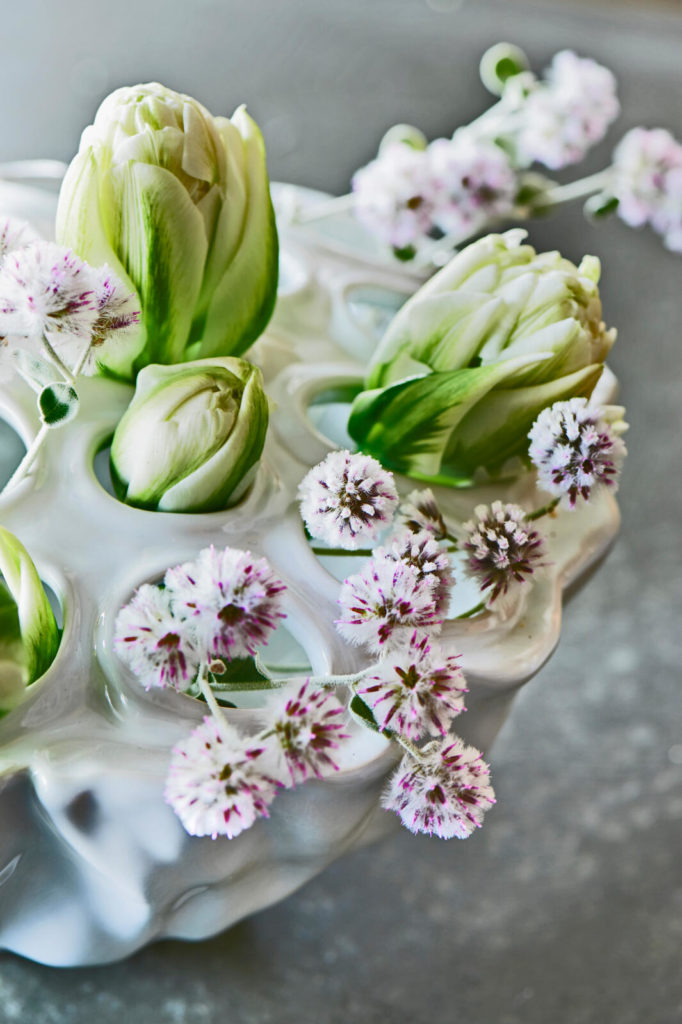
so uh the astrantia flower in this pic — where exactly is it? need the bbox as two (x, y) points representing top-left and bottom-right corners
(517, 51), (619, 170)
(0, 216), (40, 260)
(336, 557), (441, 654)
(261, 680), (348, 784)
(0, 241), (97, 344)
(529, 398), (627, 507)
(358, 633), (466, 740)
(382, 737), (495, 839)
(352, 142), (437, 253)
(165, 546), (286, 660)
(395, 488), (447, 541)
(462, 501), (544, 605)
(164, 716), (280, 839)
(375, 528), (453, 615)
(611, 127), (682, 252)
(428, 133), (517, 237)
(72, 267), (140, 375)
(299, 450), (398, 550)
(114, 583), (200, 690)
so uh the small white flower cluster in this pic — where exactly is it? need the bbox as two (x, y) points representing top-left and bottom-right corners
(461, 501), (545, 608)
(115, 545), (350, 840)
(0, 221), (139, 376)
(529, 397), (627, 507)
(515, 50), (619, 170)
(610, 127), (682, 253)
(348, 49), (620, 257)
(352, 134), (517, 254)
(165, 680), (348, 840)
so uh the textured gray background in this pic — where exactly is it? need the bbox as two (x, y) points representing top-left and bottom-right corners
(0, 0), (681, 1021)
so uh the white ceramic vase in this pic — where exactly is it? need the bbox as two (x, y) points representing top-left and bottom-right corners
(0, 180), (620, 965)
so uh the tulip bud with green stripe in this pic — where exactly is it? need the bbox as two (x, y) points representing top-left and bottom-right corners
(0, 525), (60, 710)
(56, 83), (278, 380)
(110, 357), (269, 512)
(348, 230), (615, 484)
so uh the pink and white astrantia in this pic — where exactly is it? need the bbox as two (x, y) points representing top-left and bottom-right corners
(164, 716), (281, 839)
(382, 737), (495, 839)
(165, 545), (286, 661)
(528, 398), (627, 507)
(113, 583), (200, 690)
(336, 556), (441, 654)
(357, 632), (466, 741)
(261, 679), (348, 784)
(299, 449), (398, 551)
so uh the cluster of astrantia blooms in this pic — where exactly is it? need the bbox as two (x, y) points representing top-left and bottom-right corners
(164, 680), (349, 840)
(0, 220), (139, 376)
(460, 501), (545, 608)
(114, 544), (351, 839)
(528, 397), (627, 508)
(348, 48), (620, 257)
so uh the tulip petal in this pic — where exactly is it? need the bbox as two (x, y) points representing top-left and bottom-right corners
(0, 525), (60, 691)
(56, 147), (147, 379)
(188, 108), (278, 360)
(445, 363), (604, 477)
(112, 161), (208, 366)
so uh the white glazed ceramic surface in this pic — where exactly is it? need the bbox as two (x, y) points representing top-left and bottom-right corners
(0, 181), (620, 965)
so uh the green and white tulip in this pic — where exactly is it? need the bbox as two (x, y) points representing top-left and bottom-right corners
(110, 357), (269, 512)
(0, 525), (60, 709)
(348, 229), (615, 484)
(56, 83), (278, 379)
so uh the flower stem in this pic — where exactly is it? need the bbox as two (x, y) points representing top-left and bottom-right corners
(70, 339), (93, 378)
(526, 497), (560, 521)
(40, 336), (76, 384)
(197, 662), (230, 728)
(388, 731), (426, 762)
(2, 422), (49, 495)
(311, 546), (373, 557)
(542, 169), (612, 206)
(455, 600), (487, 619)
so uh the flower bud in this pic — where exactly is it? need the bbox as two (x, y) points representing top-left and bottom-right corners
(0, 525), (60, 709)
(56, 83), (278, 379)
(110, 357), (269, 512)
(349, 230), (615, 483)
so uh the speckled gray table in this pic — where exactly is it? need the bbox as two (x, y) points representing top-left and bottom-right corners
(0, 0), (681, 1021)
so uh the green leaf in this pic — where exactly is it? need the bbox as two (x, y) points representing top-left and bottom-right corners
(349, 354), (546, 480)
(584, 194), (620, 220)
(444, 363), (604, 477)
(349, 693), (379, 731)
(38, 383), (80, 427)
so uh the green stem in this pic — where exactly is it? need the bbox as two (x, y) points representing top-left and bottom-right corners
(542, 169), (612, 206)
(197, 662), (230, 728)
(40, 337), (76, 384)
(455, 600), (486, 619)
(311, 546), (373, 557)
(388, 731), (426, 762)
(526, 497), (560, 521)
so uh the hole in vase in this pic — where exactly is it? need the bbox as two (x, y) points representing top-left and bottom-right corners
(306, 382), (362, 451)
(92, 436), (117, 498)
(0, 418), (26, 493)
(345, 284), (409, 344)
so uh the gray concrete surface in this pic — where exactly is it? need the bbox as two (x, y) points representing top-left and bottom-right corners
(0, 0), (681, 1021)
